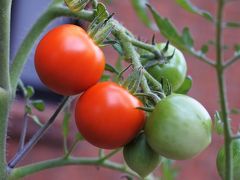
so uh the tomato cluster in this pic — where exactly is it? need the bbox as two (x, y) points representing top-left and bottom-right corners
(34, 25), (212, 178)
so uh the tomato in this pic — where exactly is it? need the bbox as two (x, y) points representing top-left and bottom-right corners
(217, 139), (240, 180)
(35, 24), (105, 95)
(147, 43), (187, 91)
(145, 94), (212, 160)
(75, 82), (145, 149)
(123, 133), (161, 177)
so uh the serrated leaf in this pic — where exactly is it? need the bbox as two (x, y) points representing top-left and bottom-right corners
(62, 111), (71, 138)
(147, 5), (185, 51)
(131, 0), (153, 29)
(175, 0), (213, 22)
(105, 64), (119, 75)
(201, 44), (209, 54)
(26, 86), (34, 98)
(182, 27), (194, 48)
(214, 111), (224, 135)
(31, 100), (45, 111)
(29, 115), (43, 127)
(225, 21), (240, 28)
(175, 75), (192, 94)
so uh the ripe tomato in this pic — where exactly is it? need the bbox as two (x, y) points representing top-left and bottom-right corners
(147, 43), (187, 91)
(217, 139), (240, 180)
(123, 133), (161, 177)
(35, 24), (105, 95)
(75, 82), (145, 149)
(145, 94), (212, 160)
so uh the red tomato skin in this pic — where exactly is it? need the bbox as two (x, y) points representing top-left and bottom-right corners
(75, 82), (145, 149)
(35, 24), (105, 95)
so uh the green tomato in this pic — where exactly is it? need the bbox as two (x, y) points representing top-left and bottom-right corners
(123, 133), (161, 177)
(216, 139), (240, 180)
(145, 94), (212, 160)
(147, 43), (187, 91)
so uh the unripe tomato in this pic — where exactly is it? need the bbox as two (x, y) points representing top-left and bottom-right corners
(75, 82), (145, 149)
(145, 94), (212, 160)
(216, 139), (240, 180)
(35, 24), (105, 95)
(147, 43), (187, 91)
(123, 133), (161, 177)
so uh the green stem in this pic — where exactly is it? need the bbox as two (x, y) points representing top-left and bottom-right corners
(10, 3), (94, 93)
(10, 156), (136, 179)
(0, 0), (12, 178)
(224, 53), (240, 69)
(215, 0), (232, 179)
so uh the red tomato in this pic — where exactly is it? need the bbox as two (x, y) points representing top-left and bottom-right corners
(75, 82), (145, 149)
(35, 24), (105, 95)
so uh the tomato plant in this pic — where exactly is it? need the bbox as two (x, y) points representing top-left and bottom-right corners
(145, 94), (212, 160)
(217, 139), (240, 180)
(123, 133), (161, 177)
(146, 43), (187, 91)
(35, 24), (105, 95)
(75, 82), (145, 149)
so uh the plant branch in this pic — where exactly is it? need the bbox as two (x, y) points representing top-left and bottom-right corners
(9, 156), (137, 179)
(10, 2), (94, 94)
(8, 96), (69, 169)
(215, 0), (232, 179)
(18, 112), (29, 151)
(189, 48), (216, 67)
(224, 53), (240, 69)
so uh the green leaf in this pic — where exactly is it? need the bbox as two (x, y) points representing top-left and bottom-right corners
(225, 21), (240, 28)
(175, 0), (213, 22)
(234, 44), (240, 52)
(147, 5), (185, 51)
(25, 105), (32, 114)
(96, 2), (109, 22)
(105, 64), (119, 75)
(75, 132), (84, 141)
(31, 100), (45, 111)
(131, 0), (153, 29)
(161, 158), (178, 180)
(182, 27), (194, 47)
(29, 115), (43, 127)
(175, 75), (192, 94)
(214, 111), (224, 135)
(64, 0), (90, 12)
(100, 74), (111, 82)
(201, 44), (209, 54)
(26, 86), (34, 98)
(230, 108), (240, 115)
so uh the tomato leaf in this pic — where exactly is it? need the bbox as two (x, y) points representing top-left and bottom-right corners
(131, 0), (155, 29)
(31, 100), (45, 112)
(26, 86), (34, 99)
(64, 0), (90, 12)
(230, 108), (240, 115)
(147, 4), (187, 51)
(105, 64), (119, 75)
(161, 158), (178, 180)
(175, 0), (213, 22)
(29, 115), (43, 127)
(225, 21), (240, 28)
(201, 44), (209, 54)
(100, 74), (111, 82)
(182, 27), (194, 48)
(214, 111), (224, 135)
(96, 3), (109, 22)
(175, 75), (192, 94)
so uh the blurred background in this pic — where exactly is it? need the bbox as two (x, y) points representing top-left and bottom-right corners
(8, 0), (240, 179)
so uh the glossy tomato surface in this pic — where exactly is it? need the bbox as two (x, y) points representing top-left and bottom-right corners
(75, 82), (145, 149)
(145, 94), (212, 160)
(147, 43), (187, 91)
(35, 24), (105, 95)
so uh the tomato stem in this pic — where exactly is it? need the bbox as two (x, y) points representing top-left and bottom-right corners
(215, 0), (233, 179)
